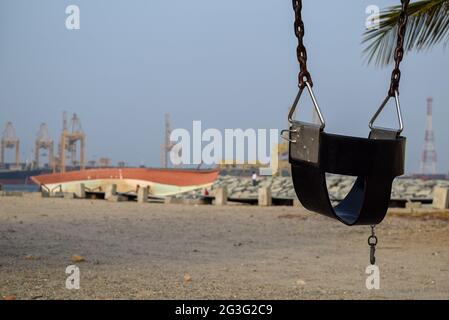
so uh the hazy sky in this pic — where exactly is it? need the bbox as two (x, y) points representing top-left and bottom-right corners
(0, 0), (448, 173)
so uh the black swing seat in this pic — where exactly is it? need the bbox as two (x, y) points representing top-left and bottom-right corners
(289, 121), (406, 226)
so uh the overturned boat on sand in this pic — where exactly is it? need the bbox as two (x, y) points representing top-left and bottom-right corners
(31, 168), (219, 197)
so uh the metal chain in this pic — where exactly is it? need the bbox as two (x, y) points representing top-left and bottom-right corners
(292, 0), (313, 89)
(368, 225), (378, 265)
(389, 0), (411, 97)
(292, 0), (410, 95)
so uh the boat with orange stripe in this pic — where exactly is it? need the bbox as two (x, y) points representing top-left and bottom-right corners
(31, 168), (219, 197)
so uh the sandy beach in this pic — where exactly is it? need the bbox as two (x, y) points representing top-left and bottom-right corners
(1, 194), (449, 300)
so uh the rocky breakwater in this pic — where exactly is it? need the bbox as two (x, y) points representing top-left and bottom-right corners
(172, 175), (449, 202)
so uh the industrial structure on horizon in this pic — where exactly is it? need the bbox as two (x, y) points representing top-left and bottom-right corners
(58, 112), (86, 173)
(1, 101), (449, 181)
(1, 122), (20, 168)
(1, 112), (99, 173)
(420, 97), (438, 176)
(160, 113), (175, 168)
(35, 123), (54, 170)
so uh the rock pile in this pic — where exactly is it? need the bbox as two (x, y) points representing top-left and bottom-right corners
(173, 175), (449, 201)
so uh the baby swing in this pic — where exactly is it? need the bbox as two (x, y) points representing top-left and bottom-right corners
(282, 0), (410, 264)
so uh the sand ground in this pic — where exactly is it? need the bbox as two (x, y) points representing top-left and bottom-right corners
(1, 194), (448, 300)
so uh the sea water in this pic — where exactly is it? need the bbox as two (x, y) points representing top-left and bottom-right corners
(1, 184), (39, 192)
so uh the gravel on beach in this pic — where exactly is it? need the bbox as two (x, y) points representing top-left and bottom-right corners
(1, 195), (449, 300)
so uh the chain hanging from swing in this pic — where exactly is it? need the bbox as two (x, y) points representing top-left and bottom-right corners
(368, 225), (378, 265)
(292, 0), (410, 95)
(285, 1), (411, 265)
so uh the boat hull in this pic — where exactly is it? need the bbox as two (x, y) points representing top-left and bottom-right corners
(31, 168), (219, 197)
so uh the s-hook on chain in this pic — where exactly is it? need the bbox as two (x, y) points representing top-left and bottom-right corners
(368, 225), (378, 265)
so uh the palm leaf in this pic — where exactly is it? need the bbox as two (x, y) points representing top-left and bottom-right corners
(363, 0), (449, 66)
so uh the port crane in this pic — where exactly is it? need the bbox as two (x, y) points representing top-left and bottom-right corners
(1, 122), (20, 167)
(35, 123), (54, 169)
(59, 112), (86, 173)
(160, 113), (175, 168)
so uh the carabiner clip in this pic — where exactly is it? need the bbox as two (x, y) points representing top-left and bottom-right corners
(369, 90), (404, 134)
(288, 82), (325, 129)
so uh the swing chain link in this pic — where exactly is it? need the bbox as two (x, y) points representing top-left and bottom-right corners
(389, 0), (411, 97)
(293, 0), (410, 96)
(292, 0), (313, 89)
(368, 225), (378, 265)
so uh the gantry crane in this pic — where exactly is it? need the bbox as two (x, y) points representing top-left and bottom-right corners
(35, 123), (54, 169)
(160, 113), (175, 168)
(60, 112), (86, 173)
(1, 122), (20, 167)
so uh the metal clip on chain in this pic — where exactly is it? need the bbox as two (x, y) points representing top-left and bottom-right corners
(368, 225), (378, 265)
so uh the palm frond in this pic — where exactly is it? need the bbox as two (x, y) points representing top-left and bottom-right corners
(363, 0), (449, 66)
